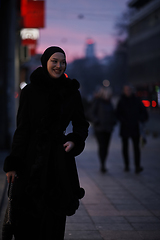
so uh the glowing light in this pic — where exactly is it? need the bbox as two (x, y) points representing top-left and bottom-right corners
(103, 80), (110, 87)
(21, 0), (44, 28)
(152, 100), (157, 107)
(20, 82), (27, 89)
(142, 100), (150, 107)
(14, 92), (19, 99)
(20, 28), (39, 40)
(64, 73), (68, 78)
(86, 38), (94, 45)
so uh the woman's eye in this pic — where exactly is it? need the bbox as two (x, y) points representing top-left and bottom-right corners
(51, 60), (57, 63)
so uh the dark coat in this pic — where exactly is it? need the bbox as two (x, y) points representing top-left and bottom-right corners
(3, 67), (89, 219)
(89, 98), (116, 132)
(116, 94), (148, 138)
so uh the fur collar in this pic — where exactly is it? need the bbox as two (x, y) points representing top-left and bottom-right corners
(30, 67), (80, 92)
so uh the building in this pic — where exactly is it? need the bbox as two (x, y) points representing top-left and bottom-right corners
(0, 0), (45, 149)
(85, 38), (96, 59)
(0, 0), (21, 148)
(128, 0), (160, 107)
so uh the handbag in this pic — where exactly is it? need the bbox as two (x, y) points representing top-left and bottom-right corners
(2, 180), (15, 240)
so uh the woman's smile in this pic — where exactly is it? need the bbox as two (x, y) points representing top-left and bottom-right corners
(47, 52), (66, 78)
(54, 69), (61, 74)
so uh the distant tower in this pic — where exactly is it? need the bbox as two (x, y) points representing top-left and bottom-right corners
(85, 38), (95, 58)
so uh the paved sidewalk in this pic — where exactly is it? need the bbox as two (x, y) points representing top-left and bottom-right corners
(0, 126), (160, 240)
(65, 126), (160, 240)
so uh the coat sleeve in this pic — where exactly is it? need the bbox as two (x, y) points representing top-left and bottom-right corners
(116, 99), (126, 124)
(3, 86), (31, 173)
(65, 91), (89, 156)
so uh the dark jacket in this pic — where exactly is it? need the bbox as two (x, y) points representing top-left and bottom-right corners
(116, 94), (148, 138)
(3, 67), (89, 218)
(89, 98), (116, 132)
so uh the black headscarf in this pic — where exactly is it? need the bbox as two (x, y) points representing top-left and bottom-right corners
(41, 46), (66, 76)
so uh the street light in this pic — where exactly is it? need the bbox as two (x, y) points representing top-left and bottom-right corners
(103, 79), (110, 87)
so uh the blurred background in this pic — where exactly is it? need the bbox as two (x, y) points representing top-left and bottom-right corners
(0, 0), (160, 149)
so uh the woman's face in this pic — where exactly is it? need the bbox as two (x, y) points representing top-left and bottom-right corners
(47, 52), (66, 78)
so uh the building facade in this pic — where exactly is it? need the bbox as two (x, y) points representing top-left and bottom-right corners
(0, 0), (45, 149)
(128, 0), (160, 107)
(0, 0), (21, 148)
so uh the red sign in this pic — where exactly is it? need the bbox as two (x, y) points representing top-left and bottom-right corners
(21, 0), (45, 28)
(21, 39), (37, 55)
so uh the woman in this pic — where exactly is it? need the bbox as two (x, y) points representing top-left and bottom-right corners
(90, 87), (116, 173)
(3, 46), (89, 240)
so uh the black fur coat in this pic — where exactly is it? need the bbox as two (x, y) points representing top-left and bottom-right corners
(3, 67), (89, 218)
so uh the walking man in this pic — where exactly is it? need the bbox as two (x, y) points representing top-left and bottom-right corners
(116, 85), (148, 173)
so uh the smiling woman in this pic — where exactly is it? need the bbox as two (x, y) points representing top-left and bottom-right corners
(3, 46), (89, 240)
(47, 52), (66, 78)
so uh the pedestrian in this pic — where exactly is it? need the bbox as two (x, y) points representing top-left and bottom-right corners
(89, 87), (116, 173)
(116, 85), (148, 173)
(2, 46), (89, 240)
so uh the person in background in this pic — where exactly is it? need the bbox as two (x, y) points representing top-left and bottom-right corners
(90, 87), (116, 173)
(2, 46), (89, 240)
(116, 85), (148, 173)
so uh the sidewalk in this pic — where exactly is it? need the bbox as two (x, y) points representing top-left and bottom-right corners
(65, 126), (160, 240)
(0, 127), (160, 240)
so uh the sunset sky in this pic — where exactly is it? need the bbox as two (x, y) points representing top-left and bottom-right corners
(36, 0), (130, 62)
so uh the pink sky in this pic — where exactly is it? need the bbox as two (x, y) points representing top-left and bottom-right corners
(36, 0), (129, 62)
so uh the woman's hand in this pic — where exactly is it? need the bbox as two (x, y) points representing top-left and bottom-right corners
(6, 171), (17, 183)
(63, 141), (75, 152)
